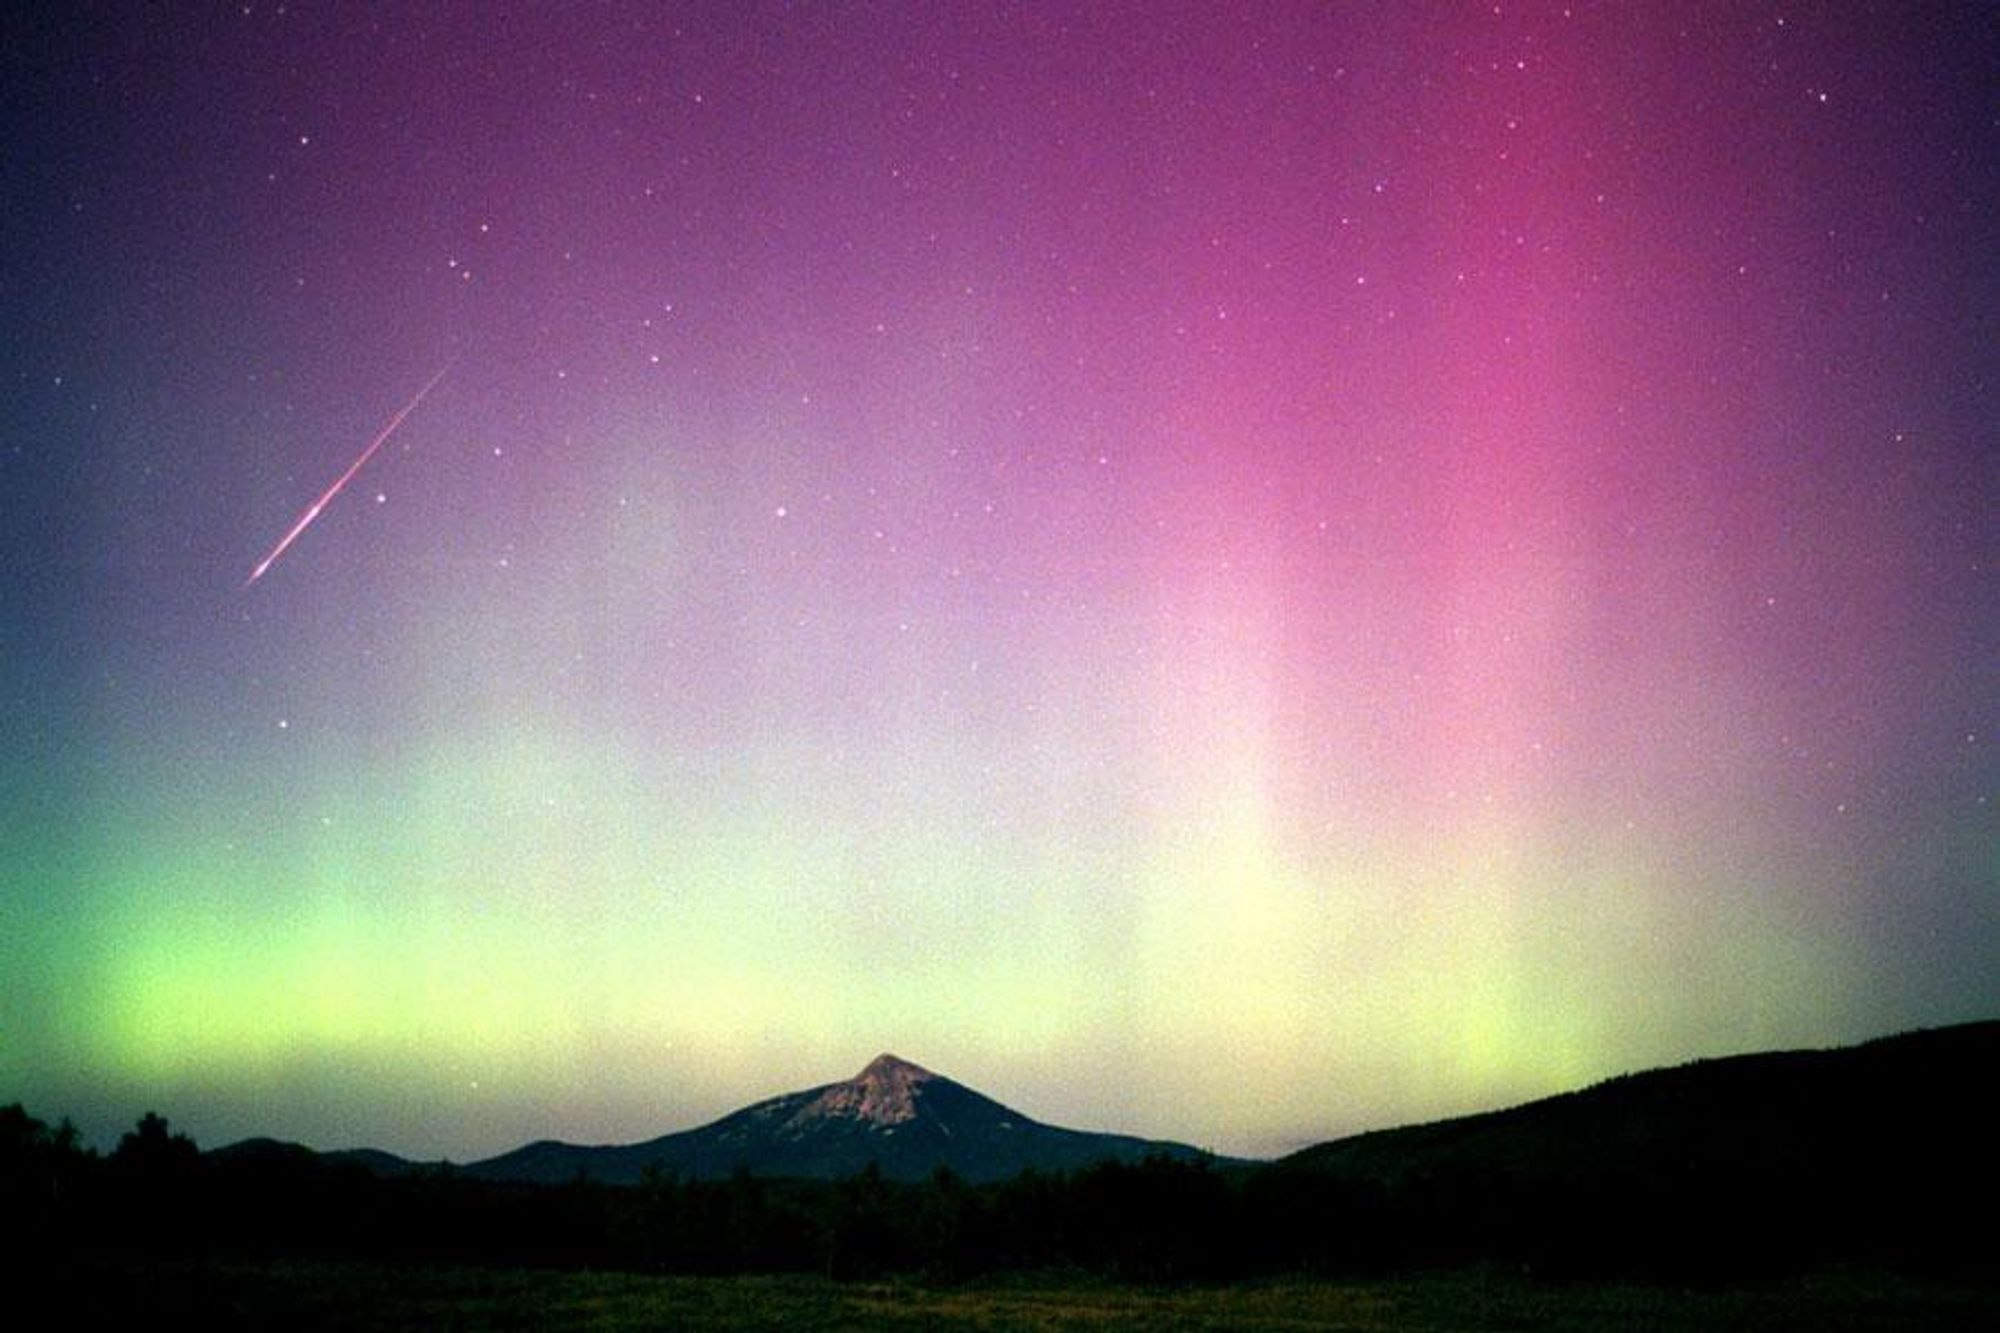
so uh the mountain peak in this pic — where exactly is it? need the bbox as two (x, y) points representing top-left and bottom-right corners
(858, 1052), (931, 1082)
(790, 1053), (936, 1128)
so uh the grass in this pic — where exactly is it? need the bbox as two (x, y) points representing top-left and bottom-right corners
(45, 1262), (2000, 1331)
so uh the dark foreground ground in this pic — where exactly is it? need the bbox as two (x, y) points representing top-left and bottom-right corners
(47, 1262), (2000, 1332)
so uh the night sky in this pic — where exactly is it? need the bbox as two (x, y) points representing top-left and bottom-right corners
(3, 3), (1993, 1162)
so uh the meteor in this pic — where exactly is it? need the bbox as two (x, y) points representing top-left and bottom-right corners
(244, 365), (450, 587)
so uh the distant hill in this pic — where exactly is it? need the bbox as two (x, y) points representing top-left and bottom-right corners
(322, 1146), (430, 1177)
(467, 1053), (1216, 1185)
(1272, 1021), (2000, 1270)
(1283, 1020), (2000, 1179)
(207, 1137), (432, 1177)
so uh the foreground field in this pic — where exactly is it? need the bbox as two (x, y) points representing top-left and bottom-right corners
(56, 1263), (2000, 1332)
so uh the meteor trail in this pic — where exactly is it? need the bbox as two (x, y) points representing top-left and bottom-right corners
(244, 365), (450, 587)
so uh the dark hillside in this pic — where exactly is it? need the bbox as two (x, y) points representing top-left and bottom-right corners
(1274, 1021), (2000, 1272)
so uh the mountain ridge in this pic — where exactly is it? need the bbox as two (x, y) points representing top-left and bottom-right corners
(1278, 1019), (2000, 1191)
(198, 1021), (1999, 1203)
(464, 1052), (1217, 1185)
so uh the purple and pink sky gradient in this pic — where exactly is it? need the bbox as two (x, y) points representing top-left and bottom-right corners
(2, 3), (1992, 1160)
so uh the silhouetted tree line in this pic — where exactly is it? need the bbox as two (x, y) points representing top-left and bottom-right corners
(2, 1101), (1986, 1283)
